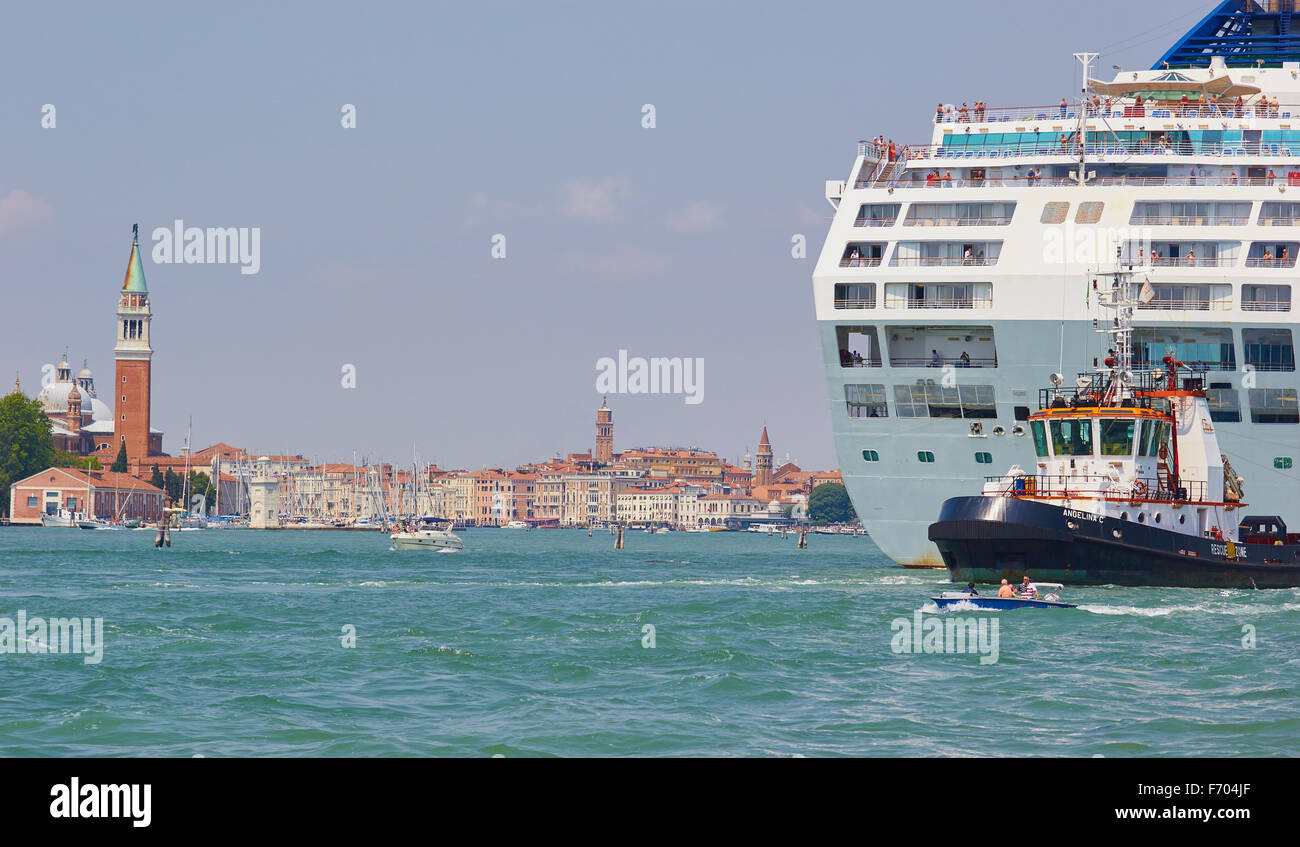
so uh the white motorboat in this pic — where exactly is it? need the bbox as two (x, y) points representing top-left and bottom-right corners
(391, 517), (464, 552)
(503, 520), (529, 529)
(41, 508), (83, 528)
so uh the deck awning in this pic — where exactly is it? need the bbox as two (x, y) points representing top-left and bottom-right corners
(1087, 74), (1261, 100)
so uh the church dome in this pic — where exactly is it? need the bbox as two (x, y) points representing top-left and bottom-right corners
(77, 366), (93, 380)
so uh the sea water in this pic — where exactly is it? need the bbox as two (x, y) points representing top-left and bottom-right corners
(1, 527), (1296, 757)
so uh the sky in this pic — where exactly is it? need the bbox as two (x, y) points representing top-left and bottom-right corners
(0, 0), (1217, 470)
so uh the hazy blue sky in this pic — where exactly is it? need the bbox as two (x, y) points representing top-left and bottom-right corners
(1, 0), (1212, 469)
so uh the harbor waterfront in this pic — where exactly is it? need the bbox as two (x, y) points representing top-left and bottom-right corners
(1, 527), (1295, 757)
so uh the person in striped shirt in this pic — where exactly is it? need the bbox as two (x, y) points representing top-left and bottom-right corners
(1018, 577), (1038, 600)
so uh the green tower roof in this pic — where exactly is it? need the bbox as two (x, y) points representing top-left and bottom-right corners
(121, 224), (148, 293)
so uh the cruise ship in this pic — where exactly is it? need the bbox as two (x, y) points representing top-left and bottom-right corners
(814, 0), (1300, 565)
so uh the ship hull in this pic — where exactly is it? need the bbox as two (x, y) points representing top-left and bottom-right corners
(929, 496), (1300, 589)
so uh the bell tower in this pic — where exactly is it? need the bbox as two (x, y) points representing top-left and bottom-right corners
(114, 224), (154, 461)
(755, 426), (773, 486)
(595, 398), (613, 464)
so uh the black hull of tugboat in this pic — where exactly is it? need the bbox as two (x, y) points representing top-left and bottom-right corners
(928, 497), (1300, 589)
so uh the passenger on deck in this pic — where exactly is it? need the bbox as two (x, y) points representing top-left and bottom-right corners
(1018, 577), (1038, 600)
(960, 351), (971, 368)
(965, 582), (979, 595)
(1059, 97), (1068, 117)
(997, 579), (1016, 598)
(929, 349), (942, 368)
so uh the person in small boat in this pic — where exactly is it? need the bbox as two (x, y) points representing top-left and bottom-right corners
(964, 582), (979, 596)
(997, 579), (1016, 598)
(1018, 577), (1038, 600)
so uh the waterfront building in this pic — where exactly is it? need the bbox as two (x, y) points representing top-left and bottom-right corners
(8, 466), (165, 525)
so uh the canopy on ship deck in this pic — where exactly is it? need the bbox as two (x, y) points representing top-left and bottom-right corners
(1087, 74), (1262, 101)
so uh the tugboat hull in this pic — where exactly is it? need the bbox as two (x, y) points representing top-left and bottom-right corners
(929, 497), (1300, 589)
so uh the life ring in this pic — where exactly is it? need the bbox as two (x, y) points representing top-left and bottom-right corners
(1158, 445), (1168, 460)
(1133, 481), (1149, 498)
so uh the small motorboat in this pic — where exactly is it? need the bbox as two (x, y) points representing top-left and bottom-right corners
(931, 582), (1077, 610)
(391, 516), (464, 551)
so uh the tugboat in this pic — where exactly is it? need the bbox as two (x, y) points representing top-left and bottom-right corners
(929, 265), (1300, 589)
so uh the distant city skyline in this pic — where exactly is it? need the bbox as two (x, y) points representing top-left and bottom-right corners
(0, 0), (1207, 469)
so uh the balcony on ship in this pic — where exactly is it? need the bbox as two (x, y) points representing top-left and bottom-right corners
(1244, 328), (1295, 372)
(884, 282), (993, 310)
(1245, 241), (1300, 267)
(853, 203), (900, 227)
(840, 243), (885, 267)
(885, 325), (998, 368)
(1135, 283), (1232, 312)
(833, 283), (876, 310)
(836, 325), (883, 368)
(1129, 201), (1251, 227)
(890, 241), (1001, 267)
(1260, 202), (1300, 226)
(1242, 283), (1292, 312)
(1133, 327), (1236, 372)
(903, 202), (1015, 226)
(1123, 240), (1239, 267)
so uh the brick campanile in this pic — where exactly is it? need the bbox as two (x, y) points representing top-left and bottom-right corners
(595, 398), (613, 464)
(755, 426), (773, 487)
(113, 224), (154, 462)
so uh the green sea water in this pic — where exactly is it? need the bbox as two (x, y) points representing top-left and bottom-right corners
(1, 526), (1296, 757)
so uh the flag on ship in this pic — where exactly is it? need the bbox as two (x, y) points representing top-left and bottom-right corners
(1138, 278), (1155, 304)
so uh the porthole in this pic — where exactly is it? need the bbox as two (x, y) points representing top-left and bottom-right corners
(1120, 511), (1129, 521)
(1178, 514), (1186, 524)
(975, 452), (993, 464)
(1276, 457), (1294, 469)
(862, 450), (879, 462)
(992, 426), (1006, 436)
(917, 451), (936, 463)
(1138, 512), (1146, 524)
(1011, 425), (1026, 437)
(1154, 512), (1163, 524)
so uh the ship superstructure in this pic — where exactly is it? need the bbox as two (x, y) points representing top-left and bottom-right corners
(813, 1), (1300, 565)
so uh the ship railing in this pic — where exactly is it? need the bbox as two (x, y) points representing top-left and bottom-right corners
(856, 176), (1295, 190)
(838, 257), (883, 267)
(987, 473), (1210, 503)
(839, 356), (884, 368)
(1143, 257), (1235, 267)
(852, 217), (897, 227)
(1244, 257), (1299, 267)
(1129, 216), (1250, 226)
(1136, 299), (1231, 311)
(902, 216), (1013, 226)
(833, 298), (877, 310)
(883, 297), (993, 310)
(1243, 360), (1297, 372)
(891, 356), (997, 368)
(889, 257), (997, 267)
(932, 102), (1297, 125)
(909, 140), (1300, 161)
(1241, 299), (1292, 311)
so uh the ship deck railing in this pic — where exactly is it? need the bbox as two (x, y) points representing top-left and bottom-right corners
(890, 357), (997, 368)
(888, 257), (998, 267)
(856, 175), (1299, 190)
(930, 102), (1295, 126)
(833, 298), (877, 310)
(882, 297), (993, 310)
(987, 473), (1210, 504)
(1130, 215), (1251, 226)
(883, 140), (1300, 165)
(1136, 299), (1232, 311)
(838, 257), (883, 267)
(1242, 299), (1293, 311)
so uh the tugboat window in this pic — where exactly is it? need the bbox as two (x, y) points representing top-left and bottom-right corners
(1100, 418), (1136, 456)
(1030, 420), (1050, 457)
(1049, 419), (1094, 456)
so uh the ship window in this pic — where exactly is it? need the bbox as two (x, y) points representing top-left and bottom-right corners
(917, 451), (935, 463)
(1100, 418), (1136, 456)
(1041, 202), (1069, 225)
(1243, 328), (1295, 372)
(1014, 406), (1030, 421)
(845, 384), (888, 418)
(893, 384), (997, 419)
(1074, 202), (1104, 224)
(1030, 420), (1049, 457)
(1249, 388), (1299, 423)
(862, 450), (880, 462)
(834, 283), (876, 309)
(1049, 419), (1094, 456)
(1205, 389), (1241, 423)
(1276, 457), (1294, 469)
(837, 326), (882, 368)
(975, 452), (993, 464)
